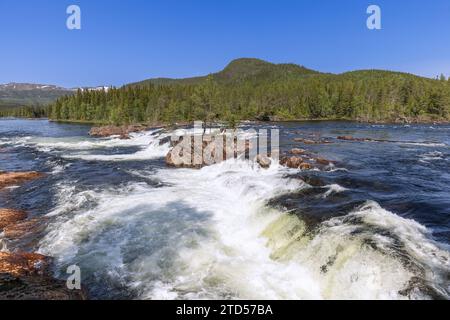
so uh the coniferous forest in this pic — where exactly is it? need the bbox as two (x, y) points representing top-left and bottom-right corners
(4, 59), (450, 123)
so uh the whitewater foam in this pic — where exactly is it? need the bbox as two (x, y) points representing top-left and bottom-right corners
(33, 128), (450, 300)
(20, 130), (172, 162)
(322, 184), (348, 198)
(38, 157), (450, 300)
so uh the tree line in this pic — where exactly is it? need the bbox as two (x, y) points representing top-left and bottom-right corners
(0, 105), (48, 118)
(3, 60), (450, 124)
(48, 71), (450, 124)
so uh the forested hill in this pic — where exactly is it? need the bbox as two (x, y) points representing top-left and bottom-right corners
(47, 58), (450, 124)
(127, 58), (320, 86)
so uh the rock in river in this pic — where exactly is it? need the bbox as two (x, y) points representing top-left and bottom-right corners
(0, 209), (27, 230)
(0, 252), (86, 300)
(89, 125), (152, 139)
(0, 172), (44, 190)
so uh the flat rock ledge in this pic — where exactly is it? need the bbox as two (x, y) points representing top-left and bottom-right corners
(0, 252), (85, 300)
(89, 124), (163, 139)
(0, 172), (44, 190)
(0, 209), (27, 230)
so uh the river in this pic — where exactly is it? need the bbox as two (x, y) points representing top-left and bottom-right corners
(0, 119), (449, 299)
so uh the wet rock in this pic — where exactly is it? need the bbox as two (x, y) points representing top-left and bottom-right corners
(165, 135), (252, 169)
(0, 172), (44, 190)
(337, 135), (368, 142)
(293, 138), (332, 144)
(3, 218), (46, 241)
(280, 156), (314, 170)
(293, 138), (317, 145)
(0, 209), (27, 230)
(337, 135), (355, 141)
(0, 236), (85, 300)
(89, 125), (154, 139)
(280, 156), (303, 168)
(298, 175), (327, 187)
(0, 252), (50, 277)
(314, 157), (333, 166)
(0, 273), (86, 300)
(290, 148), (307, 155)
(299, 163), (313, 170)
(255, 154), (272, 168)
(159, 136), (172, 146)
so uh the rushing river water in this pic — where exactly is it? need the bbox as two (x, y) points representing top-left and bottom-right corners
(1, 119), (449, 300)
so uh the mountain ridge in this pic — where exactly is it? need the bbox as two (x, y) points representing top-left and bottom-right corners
(127, 58), (437, 87)
(127, 58), (322, 87)
(0, 83), (112, 109)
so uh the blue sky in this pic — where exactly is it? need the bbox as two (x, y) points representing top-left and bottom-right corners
(1, 0), (449, 87)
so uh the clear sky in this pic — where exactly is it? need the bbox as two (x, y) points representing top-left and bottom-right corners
(1, 0), (449, 87)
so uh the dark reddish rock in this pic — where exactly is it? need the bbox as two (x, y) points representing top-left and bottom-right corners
(299, 163), (313, 170)
(0, 172), (45, 190)
(314, 157), (333, 166)
(0, 252), (86, 300)
(2, 218), (46, 241)
(0, 209), (27, 230)
(280, 156), (314, 170)
(0, 252), (50, 277)
(280, 156), (302, 168)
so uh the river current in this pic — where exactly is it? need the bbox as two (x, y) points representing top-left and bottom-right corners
(0, 119), (449, 299)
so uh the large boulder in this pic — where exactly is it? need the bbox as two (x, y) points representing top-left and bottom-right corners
(280, 156), (313, 170)
(165, 135), (253, 169)
(280, 156), (303, 168)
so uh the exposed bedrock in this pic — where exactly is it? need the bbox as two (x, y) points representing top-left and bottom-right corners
(0, 171), (45, 190)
